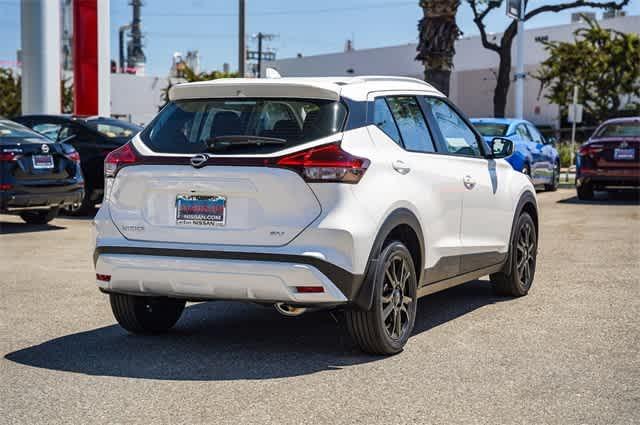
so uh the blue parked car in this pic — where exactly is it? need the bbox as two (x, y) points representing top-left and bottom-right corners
(471, 118), (560, 191)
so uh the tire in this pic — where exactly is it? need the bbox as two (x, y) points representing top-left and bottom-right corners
(576, 182), (594, 200)
(544, 161), (560, 191)
(109, 293), (186, 334)
(490, 212), (537, 297)
(19, 207), (60, 224)
(345, 241), (418, 355)
(64, 188), (95, 216)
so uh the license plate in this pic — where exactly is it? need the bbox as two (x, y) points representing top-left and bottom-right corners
(176, 194), (226, 226)
(32, 154), (54, 169)
(614, 148), (635, 160)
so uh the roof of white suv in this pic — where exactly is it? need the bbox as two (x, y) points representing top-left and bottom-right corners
(168, 76), (444, 102)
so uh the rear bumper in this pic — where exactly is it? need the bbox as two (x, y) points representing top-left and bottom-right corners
(577, 169), (640, 188)
(94, 247), (365, 306)
(0, 185), (84, 212)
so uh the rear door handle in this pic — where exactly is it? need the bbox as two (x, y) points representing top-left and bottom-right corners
(463, 175), (476, 189)
(392, 160), (411, 175)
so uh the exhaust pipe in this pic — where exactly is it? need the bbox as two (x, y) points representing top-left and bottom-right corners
(274, 303), (307, 317)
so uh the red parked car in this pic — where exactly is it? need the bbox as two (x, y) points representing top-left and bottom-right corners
(576, 117), (640, 200)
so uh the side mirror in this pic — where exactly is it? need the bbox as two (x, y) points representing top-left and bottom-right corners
(490, 137), (513, 159)
(545, 136), (557, 145)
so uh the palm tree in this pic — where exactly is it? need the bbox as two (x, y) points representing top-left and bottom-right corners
(416, 0), (461, 95)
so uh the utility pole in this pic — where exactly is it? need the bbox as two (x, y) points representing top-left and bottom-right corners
(238, 0), (245, 77)
(247, 33), (277, 78)
(257, 32), (263, 78)
(514, 2), (525, 119)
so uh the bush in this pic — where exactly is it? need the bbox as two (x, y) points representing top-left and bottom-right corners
(556, 142), (575, 168)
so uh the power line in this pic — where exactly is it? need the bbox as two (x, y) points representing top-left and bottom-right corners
(142, 1), (415, 18)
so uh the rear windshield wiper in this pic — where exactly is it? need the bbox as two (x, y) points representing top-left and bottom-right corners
(205, 135), (286, 152)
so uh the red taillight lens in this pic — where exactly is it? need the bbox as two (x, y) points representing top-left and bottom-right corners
(275, 143), (369, 183)
(0, 183), (12, 191)
(66, 151), (81, 162)
(579, 144), (603, 156)
(0, 152), (18, 162)
(104, 142), (138, 177)
(96, 273), (111, 282)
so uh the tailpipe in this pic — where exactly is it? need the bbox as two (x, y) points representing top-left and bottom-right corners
(274, 303), (307, 317)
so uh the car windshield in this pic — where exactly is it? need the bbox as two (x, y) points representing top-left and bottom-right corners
(0, 119), (41, 139)
(595, 122), (640, 137)
(141, 98), (348, 154)
(472, 122), (509, 137)
(85, 119), (141, 139)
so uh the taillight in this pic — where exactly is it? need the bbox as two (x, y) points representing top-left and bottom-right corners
(275, 143), (369, 183)
(0, 152), (19, 162)
(66, 151), (81, 163)
(0, 183), (12, 191)
(104, 142), (138, 177)
(579, 144), (603, 156)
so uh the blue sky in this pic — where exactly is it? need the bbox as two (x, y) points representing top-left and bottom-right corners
(0, 0), (638, 76)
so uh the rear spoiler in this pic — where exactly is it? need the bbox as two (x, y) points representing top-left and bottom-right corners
(169, 80), (340, 102)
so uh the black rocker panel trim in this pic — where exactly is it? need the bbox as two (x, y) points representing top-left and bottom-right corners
(423, 252), (508, 286)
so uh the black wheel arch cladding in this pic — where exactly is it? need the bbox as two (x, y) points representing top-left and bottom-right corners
(352, 208), (425, 311)
(504, 190), (538, 275)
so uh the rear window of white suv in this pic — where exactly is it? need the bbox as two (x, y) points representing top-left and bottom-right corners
(141, 98), (347, 154)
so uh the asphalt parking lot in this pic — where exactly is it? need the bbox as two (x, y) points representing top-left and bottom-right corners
(1, 188), (639, 424)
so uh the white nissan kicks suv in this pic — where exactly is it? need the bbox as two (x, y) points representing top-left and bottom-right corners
(93, 76), (538, 355)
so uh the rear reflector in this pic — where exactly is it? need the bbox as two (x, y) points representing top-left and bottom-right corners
(275, 143), (369, 183)
(295, 286), (325, 293)
(96, 273), (111, 282)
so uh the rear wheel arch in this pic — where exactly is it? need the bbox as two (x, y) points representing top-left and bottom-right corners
(352, 208), (425, 310)
(505, 191), (538, 273)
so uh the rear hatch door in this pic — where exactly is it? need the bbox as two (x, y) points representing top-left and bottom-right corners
(109, 162), (322, 246)
(590, 137), (640, 168)
(2, 138), (77, 187)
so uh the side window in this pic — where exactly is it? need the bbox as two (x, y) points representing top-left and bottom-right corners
(516, 124), (533, 142)
(258, 102), (296, 133)
(386, 96), (436, 153)
(58, 125), (79, 142)
(373, 97), (402, 146)
(425, 98), (481, 157)
(32, 123), (62, 141)
(526, 124), (543, 144)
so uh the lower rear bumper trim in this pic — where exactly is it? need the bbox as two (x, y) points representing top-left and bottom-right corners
(94, 245), (365, 303)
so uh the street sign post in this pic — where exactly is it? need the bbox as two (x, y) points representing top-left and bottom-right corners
(506, 0), (523, 19)
(569, 86), (581, 174)
(567, 103), (583, 124)
(507, 0), (525, 118)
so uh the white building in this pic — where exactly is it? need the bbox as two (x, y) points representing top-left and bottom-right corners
(268, 14), (639, 126)
(110, 73), (174, 125)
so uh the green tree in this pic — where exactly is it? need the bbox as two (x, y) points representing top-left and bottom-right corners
(467, 0), (630, 118)
(535, 16), (640, 122)
(61, 77), (74, 114)
(0, 67), (74, 116)
(416, 0), (462, 95)
(0, 68), (21, 117)
(162, 65), (239, 106)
